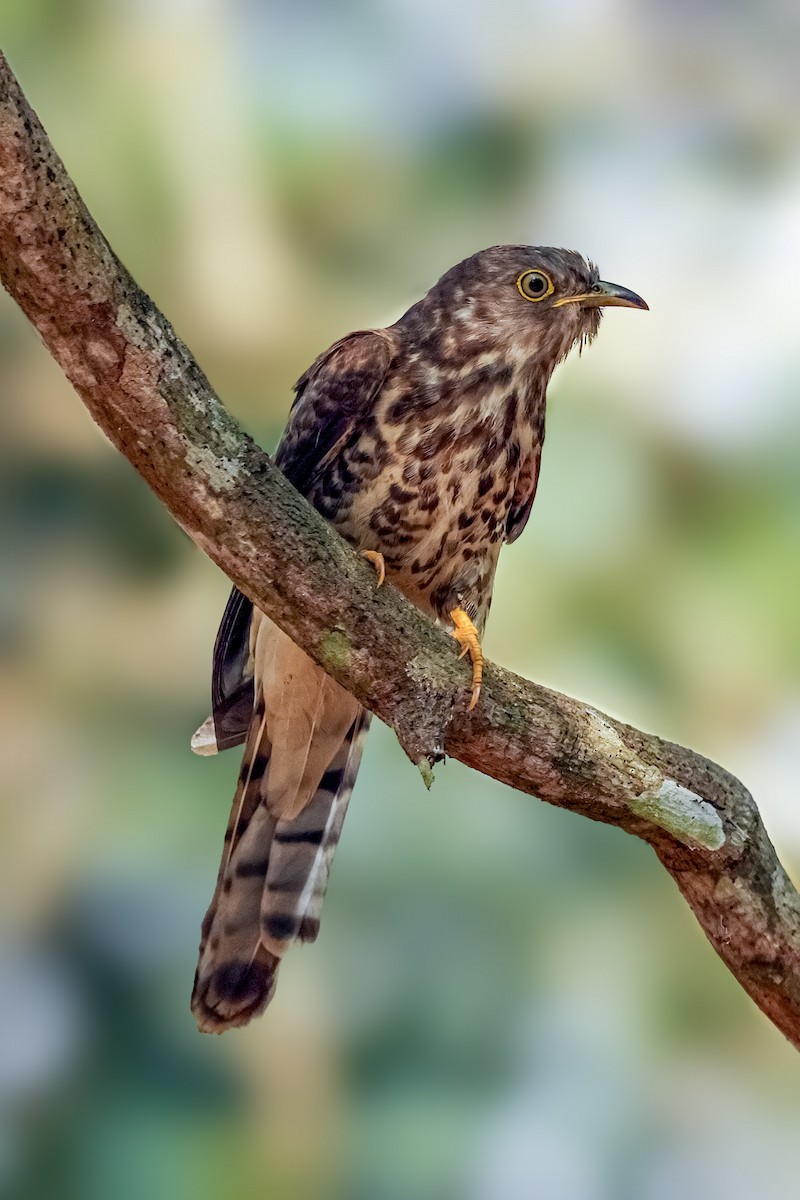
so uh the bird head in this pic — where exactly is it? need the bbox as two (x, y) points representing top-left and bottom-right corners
(411, 245), (647, 371)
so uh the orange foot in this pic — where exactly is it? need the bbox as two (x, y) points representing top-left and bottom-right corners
(449, 607), (483, 711)
(361, 549), (386, 587)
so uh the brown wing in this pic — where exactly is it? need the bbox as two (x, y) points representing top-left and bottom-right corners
(505, 443), (542, 544)
(207, 586), (255, 752)
(275, 329), (395, 496)
(196, 328), (395, 758)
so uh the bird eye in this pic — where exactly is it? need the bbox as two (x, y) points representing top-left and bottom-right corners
(516, 270), (554, 302)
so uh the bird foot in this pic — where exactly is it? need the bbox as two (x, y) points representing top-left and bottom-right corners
(362, 549), (386, 587)
(449, 607), (483, 710)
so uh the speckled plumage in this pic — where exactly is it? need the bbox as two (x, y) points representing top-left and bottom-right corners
(278, 246), (606, 632)
(191, 245), (647, 1032)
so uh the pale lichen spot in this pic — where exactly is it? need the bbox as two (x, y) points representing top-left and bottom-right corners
(186, 444), (245, 492)
(583, 709), (725, 850)
(629, 778), (725, 851)
(582, 710), (660, 792)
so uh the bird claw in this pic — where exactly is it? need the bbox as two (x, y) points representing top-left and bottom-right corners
(362, 549), (386, 588)
(449, 607), (483, 710)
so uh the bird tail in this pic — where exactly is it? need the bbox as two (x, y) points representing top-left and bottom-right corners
(191, 613), (368, 1033)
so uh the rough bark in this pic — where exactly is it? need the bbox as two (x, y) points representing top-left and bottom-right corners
(2, 50), (798, 1047)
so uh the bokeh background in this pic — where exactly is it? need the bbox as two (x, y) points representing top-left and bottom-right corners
(2, 1), (800, 1197)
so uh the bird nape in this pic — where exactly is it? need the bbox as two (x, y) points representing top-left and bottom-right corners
(190, 245), (647, 1033)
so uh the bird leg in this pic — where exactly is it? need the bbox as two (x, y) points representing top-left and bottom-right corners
(361, 549), (386, 587)
(449, 607), (483, 711)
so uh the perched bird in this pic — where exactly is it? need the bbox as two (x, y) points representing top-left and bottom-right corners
(191, 245), (647, 1033)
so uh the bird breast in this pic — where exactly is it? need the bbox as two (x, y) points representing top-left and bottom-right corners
(335, 371), (541, 622)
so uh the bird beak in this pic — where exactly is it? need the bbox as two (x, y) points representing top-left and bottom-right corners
(554, 280), (649, 310)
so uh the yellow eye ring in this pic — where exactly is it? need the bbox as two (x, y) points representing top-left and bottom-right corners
(516, 270), (554, 302)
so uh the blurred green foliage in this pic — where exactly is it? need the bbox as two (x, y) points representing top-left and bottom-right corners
(2, 2), (800, 1198)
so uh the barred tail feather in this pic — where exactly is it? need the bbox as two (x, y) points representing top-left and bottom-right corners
(191, 615), (368, 1034)
(263, 709), (370, 948)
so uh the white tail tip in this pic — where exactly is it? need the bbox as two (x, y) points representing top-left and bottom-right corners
(191, 716), (219, 756)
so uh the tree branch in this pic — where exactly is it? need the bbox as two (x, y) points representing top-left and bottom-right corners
(2, 50), (799, 1047)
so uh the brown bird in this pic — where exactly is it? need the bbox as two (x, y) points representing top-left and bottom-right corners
(190, 245), (647, 1032)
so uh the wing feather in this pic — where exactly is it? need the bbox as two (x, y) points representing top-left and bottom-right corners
(505, 443), (542, 544)
(275, 329), (395, 495)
